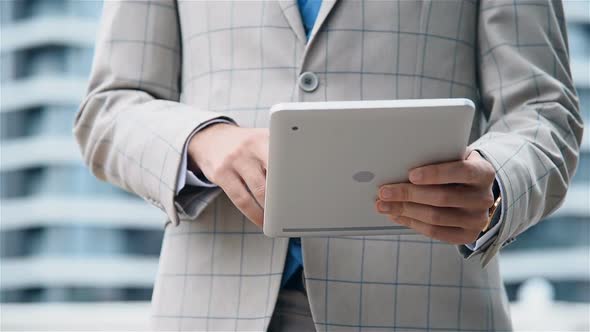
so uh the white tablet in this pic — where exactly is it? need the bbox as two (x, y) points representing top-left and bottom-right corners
(263, 98), (475, 237)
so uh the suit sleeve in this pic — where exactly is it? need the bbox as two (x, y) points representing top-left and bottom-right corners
(73, 1), (234, 225)
(468, 0), (584, 264)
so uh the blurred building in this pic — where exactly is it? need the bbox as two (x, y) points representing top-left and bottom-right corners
(0, 0), (588, 330)
(1, 0), (163, 303)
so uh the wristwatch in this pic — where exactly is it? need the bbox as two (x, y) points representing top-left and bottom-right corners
(483, 194), (502, 232)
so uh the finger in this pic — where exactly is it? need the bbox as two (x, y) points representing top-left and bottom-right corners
(378, 183), (494, 209)
(252, 129), (270, 170)
(391, 216), (480, 245)
(235, 161), (267, 209)
(408, 151), (495, 186)
(375, 201), (488, 230)
(219, 171), (264, 227)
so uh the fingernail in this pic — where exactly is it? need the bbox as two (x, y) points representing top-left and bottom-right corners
(378, 201), (390, 212)
(381, 188), (392, 199)
(410, 170), (422, 182)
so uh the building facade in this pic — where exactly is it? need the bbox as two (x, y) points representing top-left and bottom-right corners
(0, 0), (588, 318)
(1, 0), (163, 303)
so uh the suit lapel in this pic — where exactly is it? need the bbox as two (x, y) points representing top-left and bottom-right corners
(277, 0), (307, 43)
(278, 0), (340, 71)
(306, 0), (339, 47)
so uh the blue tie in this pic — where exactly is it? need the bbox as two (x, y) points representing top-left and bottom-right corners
(298, 0), (322, 38)
(280, 0), (322, 289)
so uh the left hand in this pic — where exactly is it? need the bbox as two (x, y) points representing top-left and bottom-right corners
(375, 150), (496, 245)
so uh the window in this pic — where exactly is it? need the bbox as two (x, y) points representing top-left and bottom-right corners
(569, 23), (590, 59)
(503, 216), (590, 251)
(2, 166), (134, 198)
(27, 106), (78, 136)
(573, 151), (589, 183)
(12, 0), (67, 21)
(1, 226), (163, 258)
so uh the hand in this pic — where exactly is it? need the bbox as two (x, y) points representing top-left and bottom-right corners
(188, 123), (268, 227)
(375, 150), (496, 244)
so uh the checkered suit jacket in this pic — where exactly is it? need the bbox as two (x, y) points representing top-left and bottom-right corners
(75, 0), (583, 331)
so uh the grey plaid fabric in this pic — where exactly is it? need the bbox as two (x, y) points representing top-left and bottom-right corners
(74, 0), (583, 331)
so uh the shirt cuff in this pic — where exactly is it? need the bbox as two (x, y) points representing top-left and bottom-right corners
(464, 176), (504, 252)
(464, 212), (501, 251)
(175, 118), (235, 194)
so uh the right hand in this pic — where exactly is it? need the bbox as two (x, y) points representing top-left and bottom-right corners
(188, 123), (269, 227)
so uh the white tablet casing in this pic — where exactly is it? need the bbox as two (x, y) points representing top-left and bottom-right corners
(263, 99), (475, 237)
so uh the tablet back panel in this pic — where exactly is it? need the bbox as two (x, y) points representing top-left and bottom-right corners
(263, 99), (475, 237)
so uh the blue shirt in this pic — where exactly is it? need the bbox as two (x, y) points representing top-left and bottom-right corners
(281, 0), (322, 288)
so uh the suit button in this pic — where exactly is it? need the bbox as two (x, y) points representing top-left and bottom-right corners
(501, 237), (516, 248)
(298, 71), (319, 92)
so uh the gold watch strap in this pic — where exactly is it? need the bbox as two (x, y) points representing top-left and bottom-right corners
(482, 195), (502, 232)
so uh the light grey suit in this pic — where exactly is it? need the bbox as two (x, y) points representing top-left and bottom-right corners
(75, 0), (583, 331)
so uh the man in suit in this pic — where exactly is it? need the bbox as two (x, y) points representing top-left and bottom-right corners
(75, 0), (583, 331)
